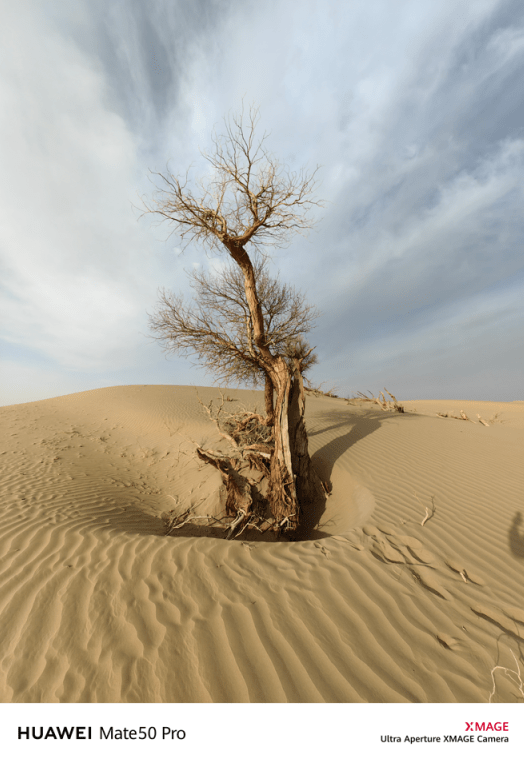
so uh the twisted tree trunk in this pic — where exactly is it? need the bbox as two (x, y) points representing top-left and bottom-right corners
(266, 356), (298, 528)
(224, 240), (323, 533)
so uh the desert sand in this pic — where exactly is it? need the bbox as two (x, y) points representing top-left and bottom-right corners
(0, 384), (523, 703)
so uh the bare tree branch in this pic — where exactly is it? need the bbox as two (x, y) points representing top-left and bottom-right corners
(138, 101), (324, 254)
(147, 255), (319, 390)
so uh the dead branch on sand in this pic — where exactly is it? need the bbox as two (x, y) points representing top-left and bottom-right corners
(196, 391), (273, 451)
(489, 649), (524, 703)
(304, 381), (339, 398)
(351, 388), (404, 413)
(414, 492), (436, 527)
(436, 410), (490, 426)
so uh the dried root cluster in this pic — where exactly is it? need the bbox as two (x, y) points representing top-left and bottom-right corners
(162, 393), (293, 541)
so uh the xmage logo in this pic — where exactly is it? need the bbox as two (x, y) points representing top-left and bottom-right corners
(465, 722), (508, 732)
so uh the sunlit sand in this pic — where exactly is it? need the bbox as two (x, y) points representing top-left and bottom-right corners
(1, 386), (523, 702)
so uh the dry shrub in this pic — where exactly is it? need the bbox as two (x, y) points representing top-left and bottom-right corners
(350, 388), (404, 413)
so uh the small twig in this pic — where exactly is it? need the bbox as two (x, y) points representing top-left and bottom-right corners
(235, 514), (256, 539)
(170, 513), (197, 530)
(208, 514), (230, 526)
(196, 392), (240, 448)
(437, 411), (473, 421)
(227, 508), (247, 539)
(162, 504), (196, 534)
(414, 492), (436, 526)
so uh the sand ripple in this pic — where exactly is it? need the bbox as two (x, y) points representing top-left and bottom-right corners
(0, 387), (523, 702)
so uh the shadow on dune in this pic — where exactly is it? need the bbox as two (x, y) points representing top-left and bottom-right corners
(84, 407), (420, 544)
(290, 504), (332, 542)
(79, 479), (339, 544)
(509, 512), (524, 558)
(297, 407), (419, 541)
(310, 407), (419, 483)
(75, 505), (167, 538)
(296, 407), (384, 541)
(77, 504), (276, 543)
(88, 500), (311, 543)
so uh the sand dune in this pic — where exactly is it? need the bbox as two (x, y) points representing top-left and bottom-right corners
(0, 385), (523, 703)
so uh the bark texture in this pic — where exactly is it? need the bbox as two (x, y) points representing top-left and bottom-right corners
(264, 373), (275, 427)
(288, 362), (325, 513)
(218, 241), (323, 534)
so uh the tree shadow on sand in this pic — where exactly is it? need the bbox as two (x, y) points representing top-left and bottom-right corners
(509, 512), (524, 559)
(290, 407), (419, 541)
(310, 406), (419, 484)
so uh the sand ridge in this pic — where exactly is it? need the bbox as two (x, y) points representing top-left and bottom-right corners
(0, 385), (523, 702)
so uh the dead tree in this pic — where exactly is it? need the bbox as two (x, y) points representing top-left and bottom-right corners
(148, 255), (319, 425)
(141, 102), (326, 535)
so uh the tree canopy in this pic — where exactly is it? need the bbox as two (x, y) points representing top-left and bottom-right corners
(148, 255), (319, 389)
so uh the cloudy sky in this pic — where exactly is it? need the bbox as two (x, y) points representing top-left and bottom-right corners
(1, 0), (523, 406)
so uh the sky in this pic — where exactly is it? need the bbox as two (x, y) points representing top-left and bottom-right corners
(1, 0), (523, 406)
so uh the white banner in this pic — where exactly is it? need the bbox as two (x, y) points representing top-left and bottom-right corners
(1, 703), (522, 758)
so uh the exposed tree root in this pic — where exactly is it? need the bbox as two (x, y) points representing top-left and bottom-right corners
(159, 393), (325, 541)
(158, 385), (329, 542)
(161, 501), (200, 534)
(194, 442), (295, 539)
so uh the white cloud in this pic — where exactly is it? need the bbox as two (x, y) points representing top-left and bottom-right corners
(0, 3), (169, 372)
(1, 0), (522, 403)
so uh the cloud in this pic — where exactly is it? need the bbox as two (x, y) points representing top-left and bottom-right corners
(1, 0), (523, 405)
(0, 3), (176, 373)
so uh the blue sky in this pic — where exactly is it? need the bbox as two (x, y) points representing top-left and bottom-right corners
(1, 0), (523, 405)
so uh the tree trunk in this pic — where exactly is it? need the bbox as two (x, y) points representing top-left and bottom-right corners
(288, 361), (325, 515)
(266, 356), (298, 528)
(264, 372), (275, 426)
(225, 240), (323, 534)
(265, 356), (325, 533)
